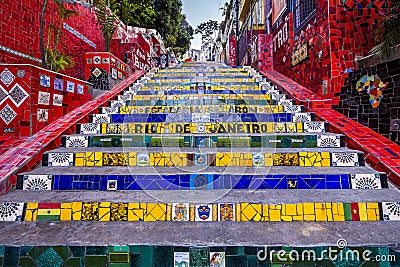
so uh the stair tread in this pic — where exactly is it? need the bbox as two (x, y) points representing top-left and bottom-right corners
(0, 221), (399, 246)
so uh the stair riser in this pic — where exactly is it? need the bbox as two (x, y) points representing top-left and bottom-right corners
(18, 173), (388, 191)
(61, 135), (345, 148)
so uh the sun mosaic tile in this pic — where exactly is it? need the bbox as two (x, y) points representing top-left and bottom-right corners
(15, 201), (398, 222)
(23, 175), (52, 190)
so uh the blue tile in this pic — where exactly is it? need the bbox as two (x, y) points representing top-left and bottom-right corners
(326, 182), (342, 189)
(325, 175), (341, 182)
(126, 181), (142, 190)
(262, 178), (286, 189)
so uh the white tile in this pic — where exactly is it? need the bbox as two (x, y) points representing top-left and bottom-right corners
(350, 174), (382, 189)
(317, 135), (341, 148)
(172, 203), (189, 221)
(23, 175), (52, 190)
(382, 202), (400, 221)
(48, 152), (74, 166)
(304, 122), (326, 133)
(0, 202), (24, 221)
(195, 204), (213, 222)
(66, 136), (89, 148)
(331, 152), (359, 167)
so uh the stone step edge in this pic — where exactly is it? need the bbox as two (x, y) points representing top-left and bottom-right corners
(1, 201), (398, 223)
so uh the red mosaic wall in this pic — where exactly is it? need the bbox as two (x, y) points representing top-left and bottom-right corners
(271, 0), (382, 101)
(257, 34), (273, 72)
(0, 65), (91, 137)
(0, 0), (105, 79)
(229, 36), (237, 66)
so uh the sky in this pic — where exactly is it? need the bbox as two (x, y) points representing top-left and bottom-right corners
(182, 0), (226, 50)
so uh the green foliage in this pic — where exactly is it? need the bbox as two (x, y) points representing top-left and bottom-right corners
(45, 48), (75, 72)
(109, 0), (155, 27)
(370, 0), (400, 57)
(93, 0), (118, 52)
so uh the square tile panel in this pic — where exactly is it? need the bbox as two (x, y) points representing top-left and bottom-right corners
(107, 180), (117, 190)
(218, 203), (235, 221)
(194, 153), (207, 166)
(174, 252), (189, 267)
(39, 74), (51, 88)
(79, 123), (101, 134)
(137, 153), (150, 166)
(65, 136), (89, 148)
(210, 252), (225, 267)
(317, 135), (341, 148)
(0, 203), (24, 221)
(0, 68), (15, 87)
(92, 114), (111, 124)
(53, 94), (63, 106)
(38, 91), (50, 105)
(23, 175), (53, 190)
(48, 152), (74, 166)
(172, 203), (189, 221)
(92, 68), (102, 78)
(192, 113), (211, 123)
(112, 68), (117, 80)
(77, 84), (84, 95)
(66, 81), (75, 93)
(292, 113), (312, 122)
(93, 56), (101, 64)
(8, 83), (29, 107)
(252, 153), (264, 167)
(54, 78), (63, 91)
(304, 122), (325, 133)
(0, 104), (17, 125)
(331, 152), (359, 167)
(195, 204), (213, 221)
(37, 109), (48, 122)
(381, 202), (400, 221)
(350, 174), (382, 189)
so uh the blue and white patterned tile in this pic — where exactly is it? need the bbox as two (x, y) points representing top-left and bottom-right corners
(23, 175), (53, 190)
(317, 135), (341, 148)
(66, 81), (75, 93)
(194, 154), (208, 167)
(54, 78), (63, 91)
(92, 114), (111, 124)
(350, 174), (382, 189)
(77, 84), (84, 94)
(0, 104), (17, 125)
(195, 204), (213, 222)
(252, 153), (264, 167)
(48, 152), (74, 166)
(303, 122), (326, 133)
(292, 113), (312, 122)
(381, 202), (400, 221)
(0, 202), (24, 221)
(65, 136), (89, 148)
(8, 83), (28, 107)
(79, 123), (101, 134)
(284, 105), (302, 113)
(40, 74), (50, 88)
(331, 152), (359, 167)
(0, 68), (15, 87)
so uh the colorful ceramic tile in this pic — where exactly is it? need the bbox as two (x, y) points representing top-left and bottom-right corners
(210, 252), (225, 267)
(17, 69), (26, 78)
(39, 74), (50, 88)
(0, 68), (15, 87)
(118, 71), (123, 79)
(37, 108), (48, 122)
(48, 153), (74, 167)
(174, 252), (189, 267)
(79, 123), (101, 134)
(8, 83), (29, 107)
(252, 153), (264, 167)
(92, 114), (110, 124)
(66, 81), (75, 93)
(195, 204), (213, 222)
(77, 84), (84, 94)
(351, 174), (382, 189)
(38, 91), (50, 105)
(381, 202), (400, 221)
(112, 68), (117, 80)
(92, 68), (102, 78)
(82, 202), (99, 221)
(172, 203), (189, 221)
(0, 85), (8, 105)
(110, 203), (128, 221)
(65, 136), (88, 148)
(93, 56), (101, 64)
(192, 113), (210, 123)
(54, 78), (63, 91)
(0, 203), (24, 221)
(0, 104), (17, 125)
(292, 113), (311, 122)
(331, 152), (359, 167)
(37, 203), (61, 221)
(190, 174), (212, 190)
(102, 57), (110, 64)
(137, 153), (150, 166)
(317, 135), (341, 148)
(107, 180), (117, 191)
(53, 94), (63, 106)
(304, 122), (325, 132)
(218, 203), (235, 221)
(23, 175), (52, 190)
(194, 153), (207, 166)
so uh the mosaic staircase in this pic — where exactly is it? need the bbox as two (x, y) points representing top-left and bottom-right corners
(1, 62), (400, 266)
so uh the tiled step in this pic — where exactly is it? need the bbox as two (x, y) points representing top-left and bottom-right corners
(76, 121), (329, 134)
(101, 104), (303, 114)
(41, 147), (365, 168)
(61, 133), (345, 148)
(88, 112), (315, 124)
(19, 166), (388, 190)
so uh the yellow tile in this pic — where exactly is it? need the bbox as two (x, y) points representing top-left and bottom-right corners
(128, 152), (137, 166)
(264, 153), (273, 166)
(333, 215), (345, 221)
(72, 202), (82, 221)
(269, 209), (281, 222)
(75, 153), (86, 167)
(326, 209), (333, 221)
(99, 202), (111, 221)
(61, 203), (72, 209)
(60, 209), (72, 221)
(285, 204), (297, 216)
(292, 216), (303, 221)
(304, 215), (316, 221)
(315, 209), (327, 221)
(24, 209), (37, 221)
(321, 152), (331, 167)
(27, 202), (38, 209)
(367, 203), (379, 209)
(358, 203), (368, 221)
(296, 204), (303, 215)
(281, 216), (293, 221)
(326, 203), (332, 208)
(337, 203), (344, 216)
(332, 203), (339, 215)
(145, 203), (167, 221)
(315, 203), (324, 209)
(367, 209), (377, 221)
(303, 203), (315, 215)
(128, 203), (140, 209)
(263, 204), (269, 216)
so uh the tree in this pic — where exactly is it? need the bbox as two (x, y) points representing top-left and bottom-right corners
(370, 0), (400, 57)
(109, 0), (155, 27)
(152, 0), (183, 47)
(93, 0), (118, 52)
(173, 16), (194, 58)
(195, 20), (219, 48)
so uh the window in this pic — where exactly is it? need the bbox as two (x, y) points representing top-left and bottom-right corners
(293, 0), (316, 31)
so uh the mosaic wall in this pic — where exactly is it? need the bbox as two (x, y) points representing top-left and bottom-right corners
(334, 57), (400, 145)
(0, 65), (91, 136)
(0, 0), (106, 79)
(269, 0), (383, 102)
(0, 245), (397, 267)
(85, 52), (129, 91)
(1, 201), (399, 222)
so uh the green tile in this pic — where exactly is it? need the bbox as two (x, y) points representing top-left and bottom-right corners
(18, 256), (36, 267)
(85, 255), (107, 267)
(69, 246), (85, 258)
(86, 246), (107, 255)
(28, 247), (48, 260)
(20, 246), (33, 257)
(343, 203), (353, 221)
(4, 247), (20, 266)
(108, 252), (130, 263)
(0, 246), (4, 256)
(53, 246), (72, 261)
(129, 246), (141, 255)
(0, 257), (3, 267)
(109, 263), (130, 267)
(62, 257), (82, 267)
(35, 247), (64, 267)
(141, 246), (153, 267)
